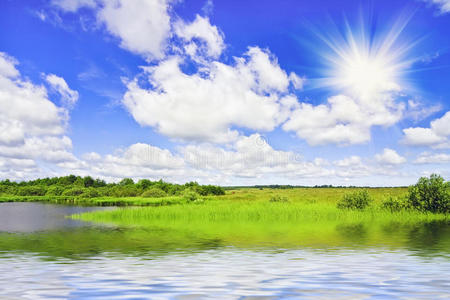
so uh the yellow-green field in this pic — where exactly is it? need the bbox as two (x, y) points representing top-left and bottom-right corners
(71, 187), (448, 251)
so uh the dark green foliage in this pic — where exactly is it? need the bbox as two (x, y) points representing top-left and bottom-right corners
(337, 190), (372, 210)
(17, 186), (47, 196)
(197, 185), (225, 196)
(119, 178), (134, 186)
(46, 185), (65, 196)
(381, 196), (410, 212)
(269, 195), (289, 202)
(407, 174), (449, 213)
(136, 179), (152, 190)
(80, 188), (100, 198)
(83, 176), (95, 188)
(141, 188), (167, 198)
(0, 175), (224, 199)
(62, 187), (85, 196)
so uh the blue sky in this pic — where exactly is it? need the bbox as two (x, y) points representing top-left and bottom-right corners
(0, 0), (449, 185)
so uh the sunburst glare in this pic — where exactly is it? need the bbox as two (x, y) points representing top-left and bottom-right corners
(316, 11), (420, 100)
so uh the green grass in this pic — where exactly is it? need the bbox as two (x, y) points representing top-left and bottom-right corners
(0, 195), (184, 206)
(0, 187), (447, 258)
(72, 188), (448, 251)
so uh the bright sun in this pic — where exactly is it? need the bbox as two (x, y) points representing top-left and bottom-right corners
(317, 13), (415, 100)
(337, 50), (399, 99)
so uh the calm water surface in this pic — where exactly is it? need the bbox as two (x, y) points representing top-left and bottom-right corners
(0, 202), (448, 299)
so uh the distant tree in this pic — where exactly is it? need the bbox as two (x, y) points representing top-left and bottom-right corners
(83, 176), (95, 188)
(119, 178), (134, 186)
(137, 179), (153, 190)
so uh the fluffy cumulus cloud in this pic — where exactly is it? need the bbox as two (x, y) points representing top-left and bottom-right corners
(123, 47), (301, 143)
(414, 152), (450, 164)
(56, 134), (334, 183)
(0, 52), (76, 179)
(402, 111), (450, 148)
(97, 0), (172, 60)
(181, 134), (331, 179)
(59, 143), (188, 180)
(174, 14), (225, 59)
(283, 94), (403, 145)
(375, 148), (406, 165)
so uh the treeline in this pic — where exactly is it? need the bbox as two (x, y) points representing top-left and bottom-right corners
(0, 175), (225, 198)
(225, 184), (407, 190)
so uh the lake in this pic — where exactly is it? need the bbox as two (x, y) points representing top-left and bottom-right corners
(0, 202), (448, 299)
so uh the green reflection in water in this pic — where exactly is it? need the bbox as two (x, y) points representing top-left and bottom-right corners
(0, 219), (448, 261)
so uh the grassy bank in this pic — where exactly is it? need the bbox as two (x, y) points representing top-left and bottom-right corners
(73, 198), (448, 251)
(0, 195), (184, 206)
(0, 187), (407, 206)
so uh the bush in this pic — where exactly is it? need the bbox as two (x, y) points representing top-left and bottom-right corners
(62, 187), (85, 196)
(407, 174), (449, 213)
(269, 195), (289, 202)
(17, 186), (47, 196)
(46, 185), (65, 196)
(141, 187), (167, 198)
(80, 188), (100, 198)
(110, 186), (140, 197)
(337, 190), (372, 210)
(381, 196), (409, 212)
(183, 190), (199, 202)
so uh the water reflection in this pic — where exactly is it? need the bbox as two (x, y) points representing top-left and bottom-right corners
(0, 202), (111, 233)
(0, 203), (449, 298)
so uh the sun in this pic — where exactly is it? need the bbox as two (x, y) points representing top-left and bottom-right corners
(316, 12), (417, 100)
(335, 46), (400, 99)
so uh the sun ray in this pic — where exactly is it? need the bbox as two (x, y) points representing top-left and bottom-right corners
(313, 10), (421, 101)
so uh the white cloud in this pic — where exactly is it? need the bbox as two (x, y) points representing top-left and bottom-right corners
(414, 152), (450, 164)
(123, 47), (300, 143)
(402, 111), (450, 148)
(405, 99), (441, 122)
(46, 74), (79, 107)
(0, 53), (67, 145)
(425, 0), (450, 14)
(97, 0), (172, 60)
(51, 0), (98, 12)
(64, 134), (332, 182)
(375, 148), (406, 165)
(59, 143), (189, 181)
(283, 94), (403, 145)
(181, 134), (331, 179)
(333, 155), (362, 167)
(174, 14), (225, 59)
(0, 52), (76, 180)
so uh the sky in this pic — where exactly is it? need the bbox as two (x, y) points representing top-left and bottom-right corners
(0, 0), (449, 186)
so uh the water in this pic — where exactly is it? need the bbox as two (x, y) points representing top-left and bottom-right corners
(0, 203), (449, 299)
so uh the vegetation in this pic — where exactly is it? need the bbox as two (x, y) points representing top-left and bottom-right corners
(337, 190), (372, 210)
(407, 174), (449, 213)
(0, 175), (225, 201)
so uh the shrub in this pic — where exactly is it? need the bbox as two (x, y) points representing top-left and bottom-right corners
(17, 186), (47, 196)
(141, 187), (167, 198)
(62, 187), (85, 196)
(381, 196), (409, 212)
(269, 195), (289, 202)
(407, 174), (449, 214)
(337, 190), (372, 210)
(46, 185), (65, 196)
(80, 188), (100, 198)
(183, 190), (199, 202)
(110, 186), (140, 197)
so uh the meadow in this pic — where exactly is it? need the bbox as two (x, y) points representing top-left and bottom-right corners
(70, 186), (448, 251)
